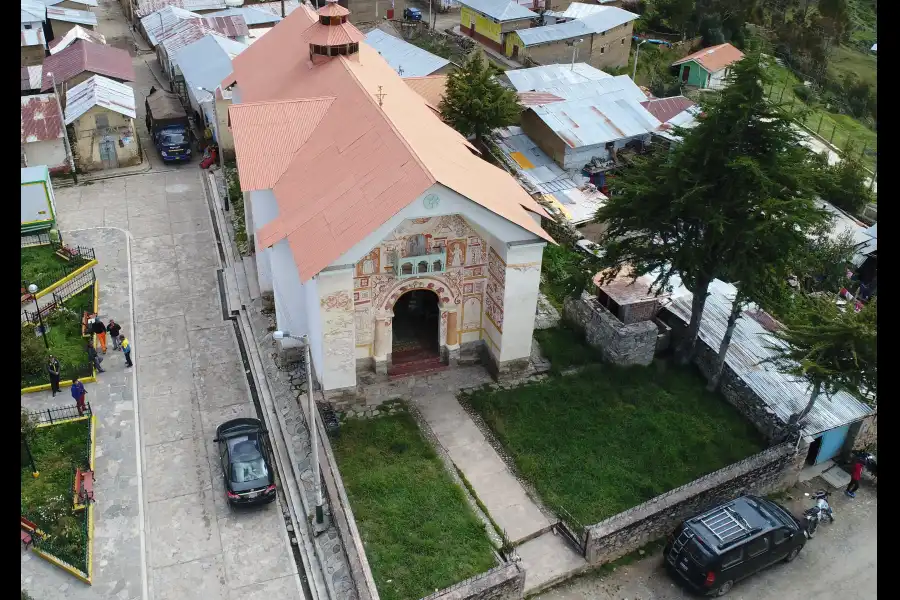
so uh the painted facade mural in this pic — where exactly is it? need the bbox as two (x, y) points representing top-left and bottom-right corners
(485, 246), (506, 332)
(353, 215), (491, 358)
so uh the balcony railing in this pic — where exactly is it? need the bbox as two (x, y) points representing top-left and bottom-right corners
(396, 250), (447, 279)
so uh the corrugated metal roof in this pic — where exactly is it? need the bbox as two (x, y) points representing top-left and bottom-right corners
(864, 223), (876, 239)
(206, 6), (282, 26)
(198, 14), (249, 38)
(46, 6), (98, 26)
(22, 65), (43, 92)
(403, 75), (449, 110)
(456, 0), (537, 21)
(364, 29), (450, 78)
(48, 24), (106, 54)
(160, 21), (227, 60)
(22, 165), (50, 184)
(141, 5), (201, 47)
(665, 284), (874, 436)
(307, 21), (365, 45)
(517, 91), (565, 106)
(672, 43), (744, 73)
(250, 1), (301, 18)
(531, 90), (661, 148)
(536, 75), (647, 103)
(175, 35), (248, 106)
(516, 8), (638, 46)
(505, 62), (612, 92)
(640, 96), (695, 123)
(41, 40), (135, 91)
(22, 94), (64, 144)
(21, 28), (46, 47)
(22, 0), (46, 23)
(818, 200), (876, 265)
(43, 0), (98, 6)
(135, 0), (227, 19)
(318, 0), (350, 17)
(561, 2), (609, 19)
(64, 75), (136, 124)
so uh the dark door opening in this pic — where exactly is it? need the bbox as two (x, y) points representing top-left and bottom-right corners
(681, 65), (690, 83)
(805, 436), (823, 465)
(392, 289), (439, 363)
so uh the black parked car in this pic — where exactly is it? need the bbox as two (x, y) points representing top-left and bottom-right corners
(214, 418), (277, 506)
(664, 495), (805, 596)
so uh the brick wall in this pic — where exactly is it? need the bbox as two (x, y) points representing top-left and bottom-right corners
(584, 442), (804, 565)
(419, 562), (525, 600)
(564, 291), (658, 366)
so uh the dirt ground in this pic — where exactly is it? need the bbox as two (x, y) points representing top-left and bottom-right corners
(537, 478), (877, 600)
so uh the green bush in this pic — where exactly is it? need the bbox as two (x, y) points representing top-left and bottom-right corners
(793, 84), (814, 103)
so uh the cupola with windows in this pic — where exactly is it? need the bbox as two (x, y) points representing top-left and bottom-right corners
(309, 0), (364, 60)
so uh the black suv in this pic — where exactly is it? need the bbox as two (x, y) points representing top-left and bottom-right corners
(214, 418), (277, 506)
(664, 495), (805, 596)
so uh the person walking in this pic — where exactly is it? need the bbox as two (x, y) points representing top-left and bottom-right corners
(47, 355), (61, 397)
(86, 342), (105, 373)
(120, 335), (133, 368)
(846, 459), (864, 497)
(91, 316), (107, 353)
(71, 377), (87, 416)
(107, 319), (122, 350)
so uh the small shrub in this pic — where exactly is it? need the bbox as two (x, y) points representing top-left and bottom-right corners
(793, 84), (814, 103)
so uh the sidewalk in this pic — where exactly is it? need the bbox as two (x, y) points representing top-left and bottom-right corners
(413, 392), (587, 593)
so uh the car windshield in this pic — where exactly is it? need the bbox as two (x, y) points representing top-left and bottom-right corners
(160, 129), (186, 145)
(227, 435), (268, 483)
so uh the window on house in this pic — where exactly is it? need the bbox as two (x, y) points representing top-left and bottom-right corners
(95, 114), (109, 129)
(24, 23), (32, 29)
(600, 46), (605, 54)
(622, 38), (626, 44)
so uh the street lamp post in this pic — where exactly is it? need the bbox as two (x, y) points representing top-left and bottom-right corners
(27, 284), (49, 350)
(633, 39), (648, 82)
(274, 331), (324, 525)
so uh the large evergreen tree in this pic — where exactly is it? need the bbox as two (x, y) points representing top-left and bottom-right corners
(594, 50), (826, 365)
(439, 51), (520, 146)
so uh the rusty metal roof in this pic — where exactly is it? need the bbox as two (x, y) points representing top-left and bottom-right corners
(665, 286), (873, 436)
(64, 75), (136, 124)
(517, 91), (566, 107)
(41, 40), (135, 91)
(640, 96), (696, 123)
(159, 21), (226, 59)
(135, 0), (227, 19)
(21, 94), (64, 144)
(48, 24), (106, 54)
(197, 14), (249, 38)
(141, 6), (201, 46)
(46, 6), (98, 26)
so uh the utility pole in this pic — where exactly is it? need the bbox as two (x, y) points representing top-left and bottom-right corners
(633, 39), (647, 82)
(304, 336), (324, 525)
(429, 0), (433, 31)
(281, 0), (285, 18)
(49, 72), (77, 184)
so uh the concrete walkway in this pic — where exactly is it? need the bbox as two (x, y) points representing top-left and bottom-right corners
(413, 392), (587, 593)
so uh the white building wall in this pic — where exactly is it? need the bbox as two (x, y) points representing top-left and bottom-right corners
(270, 239), (307, 340)
(564, 133), (653, 169)
(315, 267), (356, 391)
(498, 242), (545, 362)
(708, 68), (728, 90)
(246, 189), (279, 293)
(24, 140), (67, 171)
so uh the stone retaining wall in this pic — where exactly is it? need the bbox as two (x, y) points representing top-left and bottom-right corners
(584, 442), (804, 565)
(564, 291), (658, 366)
(419, 562), (525, 600)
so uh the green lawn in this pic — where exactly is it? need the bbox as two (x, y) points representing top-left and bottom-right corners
(21, 286), (95, 387)
(828, 45), (877, 88)
(21, 244), (88, 291)
(462, 362), (767, 526)
(333, 412), (496, 600)
(766, 63), (876, 171)
(534, 325), (603, 374)
(21, 418), (91, 574)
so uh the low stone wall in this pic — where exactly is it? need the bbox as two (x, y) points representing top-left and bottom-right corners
(419, 562), (526, 600)
(584, 442), (803, 565)
(563, 291), (658, 366)
(847, 413), (877, 453)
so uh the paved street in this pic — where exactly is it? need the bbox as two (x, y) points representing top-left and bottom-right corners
(537, 479), (877, 600)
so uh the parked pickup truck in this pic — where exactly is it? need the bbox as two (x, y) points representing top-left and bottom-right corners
(145, 88), (192, 163)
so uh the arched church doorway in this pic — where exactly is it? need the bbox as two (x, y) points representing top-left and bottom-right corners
(391, 289), (440, 367)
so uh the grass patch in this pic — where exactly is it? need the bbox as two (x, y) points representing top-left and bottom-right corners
(332, 412), (496, 600)
(21, 286), (95, 387)
(534, 325), (603, 374)
(463, 364), (766, 526)
(828, 45), (877, 88)
(21, 418), (91, 573)
(21, 244), (88, 291)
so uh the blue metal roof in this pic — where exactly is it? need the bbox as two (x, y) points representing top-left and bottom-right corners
(364, 29), (451, 78)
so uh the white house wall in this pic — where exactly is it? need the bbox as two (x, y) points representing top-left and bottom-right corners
(708, 68), (728, 90)
(565, 133), (653, 169)
(316, 267), (357, 390)
(498, 242), (544, 362)
(24, 140), (67, 171)
(271, 238), (307, 340)
(246, 188), (279, 293)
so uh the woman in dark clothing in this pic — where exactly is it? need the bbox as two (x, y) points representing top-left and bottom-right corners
(47, 355), (61, 396)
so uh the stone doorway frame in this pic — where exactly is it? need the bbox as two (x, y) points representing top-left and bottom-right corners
(373, 276), (460, 375)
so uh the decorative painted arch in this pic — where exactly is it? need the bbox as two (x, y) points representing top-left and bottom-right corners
(379, 276), (460, 312)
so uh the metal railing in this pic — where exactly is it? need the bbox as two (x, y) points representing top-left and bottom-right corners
(52, 269), (96, 306)
(25, 402), (93, 425)
(21, 242), (96, 292)
(21, 232), (53, 248)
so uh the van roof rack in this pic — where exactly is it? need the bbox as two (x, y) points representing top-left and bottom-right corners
(693, 505), (756, 548)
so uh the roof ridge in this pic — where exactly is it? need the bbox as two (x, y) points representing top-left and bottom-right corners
(231, 95), (339, 109)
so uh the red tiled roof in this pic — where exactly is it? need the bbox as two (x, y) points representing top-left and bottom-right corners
(41, 40), (135, 91)
(672, 43), (744, 73)
(639, 96), (695, 123)
(22, 94), (64, 144)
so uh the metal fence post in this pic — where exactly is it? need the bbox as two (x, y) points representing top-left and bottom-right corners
(816, 114), (823, 134)
(829, 125), (836, 144)
(48, 409), (53, 424)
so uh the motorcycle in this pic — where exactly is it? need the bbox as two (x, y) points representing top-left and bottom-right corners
(802, 490), (834, 538)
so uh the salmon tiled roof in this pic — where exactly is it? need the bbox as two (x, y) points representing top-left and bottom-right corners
(672, 43), (744, 73)
(403, 75), (449, 111)
(639, 96), (695, 123)
(317, 0), (349, 17)
(225, 6), (552, 281)
(22, 94), (64, 144)
(41, 40), (135, 91)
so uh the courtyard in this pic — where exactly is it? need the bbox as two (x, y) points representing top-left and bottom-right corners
(462, 327), (767, 526)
